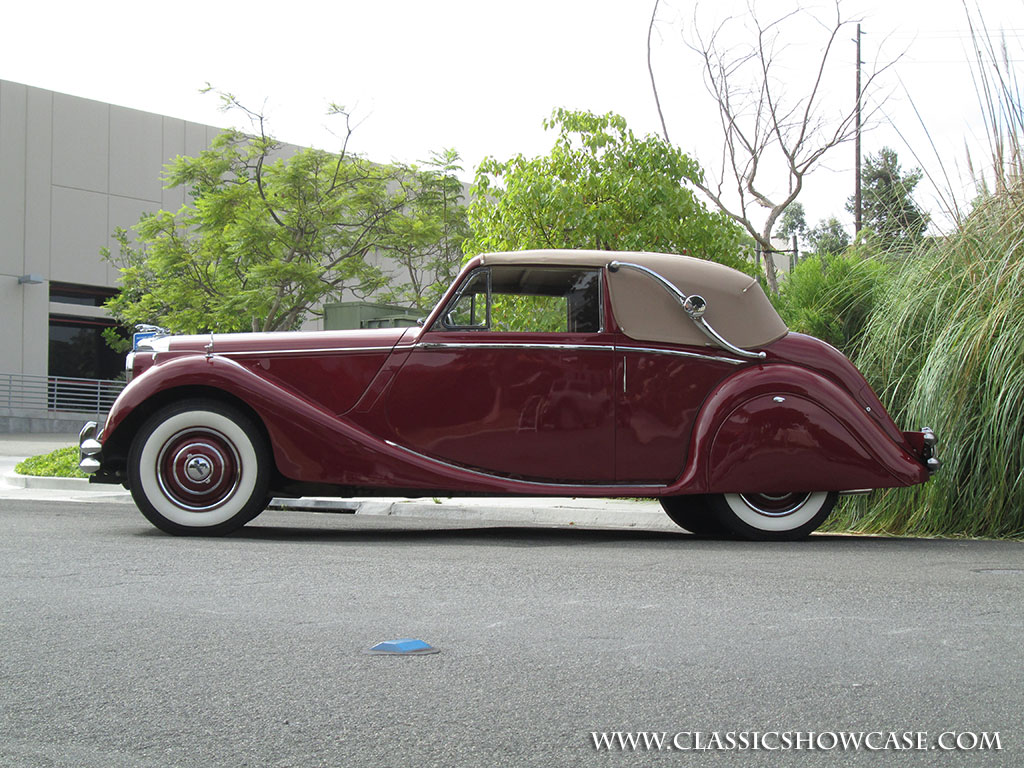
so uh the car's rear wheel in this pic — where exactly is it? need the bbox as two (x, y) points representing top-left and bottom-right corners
(128, 399), (271, 536)
(707, 491), (837, 541)
(659, 495), (730, 537)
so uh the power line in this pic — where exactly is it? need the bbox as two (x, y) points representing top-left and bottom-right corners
(901, 58), (1024, 64)
(886, 29), (1024, 39)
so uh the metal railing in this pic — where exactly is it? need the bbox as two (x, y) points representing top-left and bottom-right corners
(1, 373), (125, 415)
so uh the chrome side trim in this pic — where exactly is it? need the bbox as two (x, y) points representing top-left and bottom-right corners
(690, 315), (767, 361)
(838, 489), (873, 496)
(415, 342), (616, 353)
(224, 346), (397, 357)
(383, 439), (665, 490)
(417, 341), (743, 364)
(607, 260), (767, 360)
(618, 345), (745, 366)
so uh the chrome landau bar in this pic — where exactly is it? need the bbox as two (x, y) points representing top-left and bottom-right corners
(606, 261), (767, 361)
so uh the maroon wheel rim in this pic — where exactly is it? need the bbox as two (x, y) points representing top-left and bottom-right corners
(156, 428), (241, 511)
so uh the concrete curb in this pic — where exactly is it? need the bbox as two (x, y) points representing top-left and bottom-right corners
(4, 473), (100, 491)
(270, 496), (678, 530)
(4, 471), (677, 530)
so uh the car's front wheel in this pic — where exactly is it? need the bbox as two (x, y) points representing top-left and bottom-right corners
(127, 399), (271, 536)
(707, 491), (837, 541)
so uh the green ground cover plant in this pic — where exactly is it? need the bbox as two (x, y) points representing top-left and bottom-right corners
(16, 445), (87, 479)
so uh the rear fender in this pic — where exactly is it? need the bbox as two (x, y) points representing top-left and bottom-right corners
(669, 364), (930, 495)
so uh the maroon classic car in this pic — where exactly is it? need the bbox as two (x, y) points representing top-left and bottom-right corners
(79, 250), (937, 540)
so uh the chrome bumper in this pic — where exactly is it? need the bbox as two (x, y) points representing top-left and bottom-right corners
(78, 421), (102, 475)
(922, 426), (940, 473)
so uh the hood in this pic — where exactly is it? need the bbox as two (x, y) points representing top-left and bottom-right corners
(141, 326), (416, 356)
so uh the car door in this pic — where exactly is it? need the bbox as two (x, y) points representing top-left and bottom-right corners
(383, 265), (616, 483)
(614, 341), (742, 483)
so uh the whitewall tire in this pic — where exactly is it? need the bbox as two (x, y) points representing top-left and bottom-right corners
(128, 400), (271, 535)
(708, 491), (837, 541)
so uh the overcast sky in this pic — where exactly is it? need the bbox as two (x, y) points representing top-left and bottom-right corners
(3, 0), (1021, 237)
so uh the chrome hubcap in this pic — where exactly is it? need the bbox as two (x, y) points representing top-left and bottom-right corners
(156, 429), (240, 511)
(739, 492), (811, 517)
(185, 454), (214, 483)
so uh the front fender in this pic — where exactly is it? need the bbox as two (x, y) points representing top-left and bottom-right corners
(105, 355), (248, 442)
(101, 354), (613, 494)
(668, 364), (930, 495)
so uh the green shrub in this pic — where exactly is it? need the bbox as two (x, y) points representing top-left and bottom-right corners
(775, 251), (891, 356)
(15, 445), (86, 479)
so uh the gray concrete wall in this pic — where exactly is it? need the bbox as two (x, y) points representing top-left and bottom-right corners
(0, 78), (459, 434)
(0, 80), (222, 377)
(0, 410), (99, 434)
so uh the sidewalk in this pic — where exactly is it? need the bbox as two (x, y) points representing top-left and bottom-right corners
(0, 433), (677, 530)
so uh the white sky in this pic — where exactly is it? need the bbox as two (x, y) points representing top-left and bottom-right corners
(3, 0), (1021, 238)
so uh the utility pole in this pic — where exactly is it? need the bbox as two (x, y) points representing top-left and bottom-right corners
(855, 24), (864, 236)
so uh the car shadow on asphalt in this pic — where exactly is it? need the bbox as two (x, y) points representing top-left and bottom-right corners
(214, 521), (938, 549)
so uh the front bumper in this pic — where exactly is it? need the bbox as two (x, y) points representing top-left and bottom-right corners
(79, 421), (102, 474)
(79, 420), (127, 485)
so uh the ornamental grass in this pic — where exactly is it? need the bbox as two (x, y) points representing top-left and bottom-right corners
(823, 192), (1024, 538)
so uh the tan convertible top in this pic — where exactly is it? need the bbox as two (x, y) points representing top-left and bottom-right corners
(479, 250), (787, 349)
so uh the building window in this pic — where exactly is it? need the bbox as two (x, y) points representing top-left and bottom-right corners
(49, 281), (118, 307)
(48, 315), (124, 381)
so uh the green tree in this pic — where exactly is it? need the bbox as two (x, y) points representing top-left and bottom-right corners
(775, 201), (807, 241)
(848, 147), (928, 248)
(103, 99), (463, 338)
(374, 149), (470, 311)
(464, 108), (752, 274)
(806, 217), (851, 258)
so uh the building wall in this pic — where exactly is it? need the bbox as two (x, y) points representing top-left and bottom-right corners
(0, 79), (221, 377)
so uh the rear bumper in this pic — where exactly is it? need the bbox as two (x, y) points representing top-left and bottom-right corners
(902, 427), (941, 474)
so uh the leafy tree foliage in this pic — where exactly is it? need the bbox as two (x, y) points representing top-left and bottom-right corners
(103, 101), (466, 339)
(806, 217), (851, 257)
(847, 147), (928, 248)
(464, 109), (752, 274)
(374, 149), (470, 311)
(774, 201), (807, 241)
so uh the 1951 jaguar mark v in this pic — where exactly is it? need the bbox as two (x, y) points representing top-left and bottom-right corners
(80, 250), (938, 540)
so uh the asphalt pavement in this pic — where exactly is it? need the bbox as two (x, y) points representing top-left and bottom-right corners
(2, 499), (1022, 767)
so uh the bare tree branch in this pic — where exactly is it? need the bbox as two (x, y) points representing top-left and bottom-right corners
(648, 0), (671, 143)
(648, 0), (899, 293)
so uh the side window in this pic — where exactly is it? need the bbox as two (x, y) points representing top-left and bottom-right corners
(443, 269), (490, 328)
(437, 266), (602, 333)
